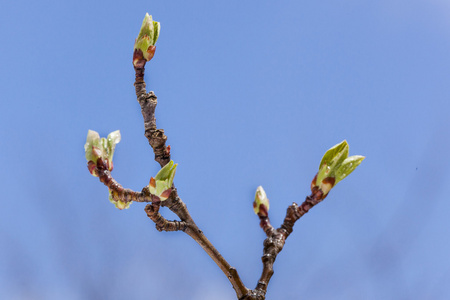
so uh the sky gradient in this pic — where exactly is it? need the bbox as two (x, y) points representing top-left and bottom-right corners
(1, 1), (450, 299)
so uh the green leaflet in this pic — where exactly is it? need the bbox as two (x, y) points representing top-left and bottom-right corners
(315, 140), (364, 195)
(317, 140), (349, 186)
(334, 155), (365, 185)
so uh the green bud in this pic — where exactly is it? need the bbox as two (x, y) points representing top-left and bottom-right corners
(313, 140), (365, 196)
(133, 13), (160, 66)
(84, 130), (121, 175)
(253, 186), (270, 217)
(109, 190), (131, 210)
(85, 130), (101, 163)
(148, 160), (177, 201)
(105, 130), (121, 170)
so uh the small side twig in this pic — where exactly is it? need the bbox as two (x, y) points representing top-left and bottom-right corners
(251, 190), (325, 298)
(95, 162), (152, 204)
(259, 217), (275, 237)
(145, 198), (187, 232)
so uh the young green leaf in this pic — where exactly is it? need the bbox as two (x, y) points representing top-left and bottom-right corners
(313, 140), (364, 196)
(334, 155), (365, 184)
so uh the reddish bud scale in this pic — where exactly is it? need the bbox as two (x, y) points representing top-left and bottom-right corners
(151, 194), (161, 203)
(322, 177), (336, 188)
(146, 45), (156, 61)
(87, 161), (98, 177)
(149, 177), (156, 188)
(160, 188), (172, 200)
(311, 173), (318, 191)
(165, 145), (171, 156)
(258, 204), (269, 218)
(310, 173), (335, 200)
(133, 48), (146, 68)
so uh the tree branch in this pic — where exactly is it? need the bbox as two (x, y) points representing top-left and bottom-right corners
(96, 163), (152, 203)
(145, 199), (187, 232)
(251, 190), (325, 298)
(134, 62), (170, 167)
(134, 60), (249, 299)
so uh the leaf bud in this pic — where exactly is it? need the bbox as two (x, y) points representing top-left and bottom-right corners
(312, 140), (365, 196)
(148, 160), (177, 201)
(133, 13), (160, 66)
(84, 130), (121, 175)
(253, 186), (270, 217)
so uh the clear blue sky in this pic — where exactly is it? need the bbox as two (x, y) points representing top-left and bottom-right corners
(1, 1), (450, 299)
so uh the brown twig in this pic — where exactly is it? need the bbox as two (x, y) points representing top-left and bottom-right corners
(95, 160), (152, 203)
(92, 158), (187, 232)
(134, 59), (249, 299)
(134, 60), (170, 168)
(250, 190), (325, 298)
(145, 197), (187, 232)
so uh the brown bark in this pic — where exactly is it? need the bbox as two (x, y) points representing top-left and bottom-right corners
(133, 59), (249, 299)
(251, 192), (325, 298)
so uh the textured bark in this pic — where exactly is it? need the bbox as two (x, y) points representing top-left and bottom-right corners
(96, 160), (151, 204)
(251, 191), (325, 298)
(145, 199), (187, 232)
(133, 59), (249, 299)
(134, 61), (170, 167)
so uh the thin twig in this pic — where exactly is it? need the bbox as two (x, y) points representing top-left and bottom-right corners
(145, 198), (187, 232)
(134, 60), (249, 299)
(96, 163), (152, 203)
(252, 191), (325, 298)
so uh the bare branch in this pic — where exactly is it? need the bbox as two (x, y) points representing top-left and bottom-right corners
(134, 60), (249, 299)
(252, 190), (325, 297)
(134, 62), (170, 167)
(96, 164), (152, 204)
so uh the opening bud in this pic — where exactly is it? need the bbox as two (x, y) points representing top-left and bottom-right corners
(313, 140), (365, 196)
(84, 130), (121, 175)
(133, 13), (160, 66)
(253, 186), (270, 217)
(148, 160), (177, 201)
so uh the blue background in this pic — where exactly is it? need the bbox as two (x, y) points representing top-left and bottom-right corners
(1, 1), (449, 299)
